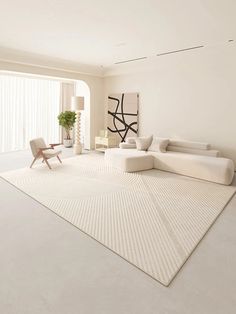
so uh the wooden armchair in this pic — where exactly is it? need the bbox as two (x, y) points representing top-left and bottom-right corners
(29, 138), (62, 170)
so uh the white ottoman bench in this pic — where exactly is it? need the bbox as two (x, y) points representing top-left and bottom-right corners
(105, 150), (154, 172)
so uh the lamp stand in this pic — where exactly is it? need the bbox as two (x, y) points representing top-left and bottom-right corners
(73, 110), (82, 154)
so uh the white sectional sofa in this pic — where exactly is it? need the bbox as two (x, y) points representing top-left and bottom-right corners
(105, 138), (235, 185)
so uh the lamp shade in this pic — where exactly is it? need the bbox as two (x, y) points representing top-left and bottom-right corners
(71, 96), (84, 111)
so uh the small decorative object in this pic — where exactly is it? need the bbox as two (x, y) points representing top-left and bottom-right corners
(57, 111), (76, 147)
(107, 93), (139, 143)
(99, 130), (107, 137)
(71, 96), (84, 154)
(104, 130), (108, 137)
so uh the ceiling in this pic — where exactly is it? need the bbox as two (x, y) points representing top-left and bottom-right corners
(0, 0), (235, 74)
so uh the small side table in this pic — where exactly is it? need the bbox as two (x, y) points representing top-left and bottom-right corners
(95, 136), (117, 152)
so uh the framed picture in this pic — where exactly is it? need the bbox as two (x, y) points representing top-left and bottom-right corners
(107, 92), (139, 143)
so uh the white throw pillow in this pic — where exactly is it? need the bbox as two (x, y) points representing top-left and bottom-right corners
(135, 135), (153, 151)
(126, 137), (137, 144)
(148, 137), (169, 153)
(119, 143), (136, 149)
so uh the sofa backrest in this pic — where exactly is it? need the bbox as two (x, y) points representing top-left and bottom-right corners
(168, 139), (210, 150)
(167, 145), (220, 157)
(123, 137), (220, 157)
(167, 139), (220, 157)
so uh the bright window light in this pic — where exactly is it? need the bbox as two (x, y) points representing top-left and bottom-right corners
(0, 74), (60, 153)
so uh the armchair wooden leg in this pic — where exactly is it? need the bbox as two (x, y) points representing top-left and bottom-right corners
(30, 157), (37, 168)
(42, 155), (52, 170)
(57, 155), (62, 163)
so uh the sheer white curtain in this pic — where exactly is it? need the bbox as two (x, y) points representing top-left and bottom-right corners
(0, 75), (60, 153)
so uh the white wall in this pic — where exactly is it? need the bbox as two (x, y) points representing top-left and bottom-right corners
(104, 44), (236, 162)
(2, 43), (236, 158)
(0, 60), (104, 149)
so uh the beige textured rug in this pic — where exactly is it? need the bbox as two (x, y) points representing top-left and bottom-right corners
(1, 154), (235, 286)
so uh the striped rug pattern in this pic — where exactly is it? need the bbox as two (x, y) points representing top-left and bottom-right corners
(1, 154), (235, 286)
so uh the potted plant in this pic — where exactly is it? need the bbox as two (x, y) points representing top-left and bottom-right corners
(57, 111), (76, 147)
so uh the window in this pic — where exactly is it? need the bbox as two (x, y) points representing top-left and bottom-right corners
(0, 74), (60, 153)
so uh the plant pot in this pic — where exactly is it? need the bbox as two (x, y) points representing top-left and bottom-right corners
(63, 139), (73, 148)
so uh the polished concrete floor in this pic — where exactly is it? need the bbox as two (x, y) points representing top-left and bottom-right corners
(0, 149), (236, 314)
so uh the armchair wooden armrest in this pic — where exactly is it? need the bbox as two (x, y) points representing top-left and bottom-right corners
(49, 143), (62, 149)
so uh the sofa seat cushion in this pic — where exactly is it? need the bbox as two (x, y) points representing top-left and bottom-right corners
(148, 151), (234, 185)
(106, 148), (145, 157)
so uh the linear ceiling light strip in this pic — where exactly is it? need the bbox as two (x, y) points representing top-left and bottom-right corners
(156, 45), (204, 56)
(115, 57), (147, 65)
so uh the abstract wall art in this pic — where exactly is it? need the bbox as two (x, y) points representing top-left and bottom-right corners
(107, 92), (139, 143)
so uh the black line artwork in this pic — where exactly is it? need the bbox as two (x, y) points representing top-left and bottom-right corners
(107, 93), (138, 142)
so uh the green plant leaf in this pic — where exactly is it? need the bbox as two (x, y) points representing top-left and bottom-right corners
(57, 111), (76, 140)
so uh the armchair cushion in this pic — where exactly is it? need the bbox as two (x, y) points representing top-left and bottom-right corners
(43, 149), (62, 158)
(30, 138), (47, 157)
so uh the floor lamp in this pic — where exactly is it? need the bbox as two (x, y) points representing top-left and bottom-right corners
(71, 96), (84, 154)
